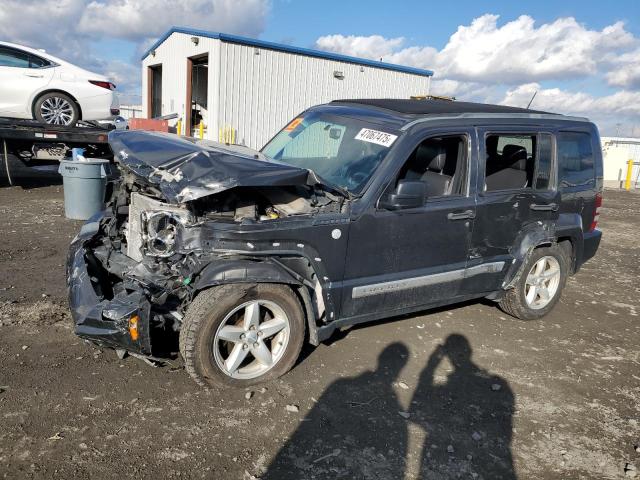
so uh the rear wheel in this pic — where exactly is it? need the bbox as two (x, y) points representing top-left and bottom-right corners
(499, 244), (568, 320)
(179, 283), (305, 387)
(34, 92), (79, 126)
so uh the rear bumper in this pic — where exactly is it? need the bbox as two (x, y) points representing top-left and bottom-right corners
(67, 221), (152, 354)
(78, 90), (118, 121)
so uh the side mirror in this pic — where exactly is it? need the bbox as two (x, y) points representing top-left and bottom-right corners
(379, 180), (426, 210)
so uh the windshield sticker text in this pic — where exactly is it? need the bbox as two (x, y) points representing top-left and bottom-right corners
(354, 128), (397, 147)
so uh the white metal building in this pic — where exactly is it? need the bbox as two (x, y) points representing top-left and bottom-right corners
(601, 137), (640, 189)
(141, 27), (433, 149)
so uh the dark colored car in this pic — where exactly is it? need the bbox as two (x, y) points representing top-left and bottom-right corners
(67, 99), (603, 387)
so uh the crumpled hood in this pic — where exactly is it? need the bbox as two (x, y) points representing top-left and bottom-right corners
(109, 130), (317, 203)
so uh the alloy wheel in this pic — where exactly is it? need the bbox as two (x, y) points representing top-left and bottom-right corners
(212, 300), (291, 379)
(524, 255), (561, 310)
(40, 97), (74, 125)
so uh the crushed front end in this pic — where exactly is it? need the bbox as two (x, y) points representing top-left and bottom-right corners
(66, 130), (345, 356)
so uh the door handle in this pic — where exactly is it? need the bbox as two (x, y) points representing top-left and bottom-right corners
(447, 209), (476, 220)
(530, 203), (559, 212)
(24, 73), (44, 78)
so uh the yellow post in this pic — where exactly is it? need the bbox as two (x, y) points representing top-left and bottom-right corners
(199, 122), (204, 139)
(176, 119), (182, 136)
(624, 159), (634, 190)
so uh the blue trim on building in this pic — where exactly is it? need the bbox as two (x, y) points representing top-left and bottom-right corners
(142, 26), (434, 77)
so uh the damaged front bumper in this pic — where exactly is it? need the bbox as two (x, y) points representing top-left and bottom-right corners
(67, 219), (152, 355)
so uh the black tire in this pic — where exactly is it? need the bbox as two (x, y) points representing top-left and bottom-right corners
(34, 92), (79, 126)
(499, 244), (569, 320)
(179, 283), (306, 388)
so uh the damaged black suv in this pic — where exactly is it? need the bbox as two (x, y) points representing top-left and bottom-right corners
(67, 99), (603, 387)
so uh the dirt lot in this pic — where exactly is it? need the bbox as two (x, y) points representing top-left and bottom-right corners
(0, 184), (638, 479)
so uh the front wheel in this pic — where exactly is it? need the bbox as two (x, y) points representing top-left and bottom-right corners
(34, 92), (79, 126)
(179, 283), (306, 387)
(499, 244), (569, 320)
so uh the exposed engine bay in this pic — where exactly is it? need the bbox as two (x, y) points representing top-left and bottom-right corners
(69, 130), (347, 357)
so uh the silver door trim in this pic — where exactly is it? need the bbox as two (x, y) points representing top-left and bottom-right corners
(351, 261), (505, 299)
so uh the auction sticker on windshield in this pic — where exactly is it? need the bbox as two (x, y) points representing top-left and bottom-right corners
(354, 128), (398, 147)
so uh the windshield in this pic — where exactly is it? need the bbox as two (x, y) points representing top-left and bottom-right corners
(262, 111), (399, 193)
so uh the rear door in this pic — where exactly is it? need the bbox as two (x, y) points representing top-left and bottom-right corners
(0, 46), (54, 117)
(462, 127), (560, 295)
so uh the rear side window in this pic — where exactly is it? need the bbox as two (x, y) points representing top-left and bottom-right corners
(485, 134), (536, 191)
(557, 132), (595, 189)
(0, 46), (51, 68)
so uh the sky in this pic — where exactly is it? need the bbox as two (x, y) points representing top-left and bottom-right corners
(1, 0), (640, 135)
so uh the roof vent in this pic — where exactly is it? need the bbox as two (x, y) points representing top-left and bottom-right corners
(333, 71), (344, 80)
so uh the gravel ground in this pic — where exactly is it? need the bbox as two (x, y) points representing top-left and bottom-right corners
(0, 184), (638, 479)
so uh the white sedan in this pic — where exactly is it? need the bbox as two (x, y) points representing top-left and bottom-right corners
(0, 41), (119, 126)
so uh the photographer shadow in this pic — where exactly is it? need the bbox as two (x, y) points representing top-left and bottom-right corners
(411, 334), (516, 479)
(263, 334), (515, 480)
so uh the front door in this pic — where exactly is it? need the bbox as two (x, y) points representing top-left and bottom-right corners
(462, 128), (560, 295)
(342, 129), (477, 319)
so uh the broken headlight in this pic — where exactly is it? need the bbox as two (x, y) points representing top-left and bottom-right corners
(142, 211), (191, 257)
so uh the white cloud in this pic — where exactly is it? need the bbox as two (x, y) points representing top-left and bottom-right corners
(500, 83), (640, 134)
(605, 49), (640, 90)
(315, 14), (640, 135)
(316, 14), (636, 85)
(79, 0), (269, 41)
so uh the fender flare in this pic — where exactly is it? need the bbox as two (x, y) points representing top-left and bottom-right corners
(193, 258), (322, 345)
(502, 214), (584, 289)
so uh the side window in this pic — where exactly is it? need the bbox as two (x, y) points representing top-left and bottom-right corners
(0, 47), (50, 68)
(28, 54), (51, 68)
(557, 132), (595, 189)
(485, 134), (536, 191)
(0, 47), (30, 68)
(396, 135), (467, 199)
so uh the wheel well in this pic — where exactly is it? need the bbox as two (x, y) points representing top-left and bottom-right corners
(531, 237), (575, 273)
(32, 90), (83, 120)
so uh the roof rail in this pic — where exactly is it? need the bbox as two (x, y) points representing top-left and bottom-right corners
(400, 112), (590, 130)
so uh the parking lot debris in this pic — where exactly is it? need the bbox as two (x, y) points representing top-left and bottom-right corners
(245, 391), (254, 400)
(471, 431), (482, 441)
(625, 463), (637, 477)
(396, 381), (409, 390)
(47, 432), (64, 441)
(0, 386), (7, 394)
(21, 345), (28, 350)
(491, 383), (502, 391)
(447, 445), (455, 453)
(398, 411), (410, 419)
(313, 449), (341, 463)
(285, 404), (299, 413)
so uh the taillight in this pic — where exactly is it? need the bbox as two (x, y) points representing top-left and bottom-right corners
(89, 80), (116, 90)
(588, 192), (602, 232)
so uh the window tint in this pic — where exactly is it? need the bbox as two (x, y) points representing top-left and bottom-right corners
(28, 54), (50, 68)
(0, 47), (30, 68)
(535, 134), (553, 190)
(0, 47), (51, 68)
(557, 132), (595, 189)
(397, 135), (467, 199)
(485, 134), (536, 191)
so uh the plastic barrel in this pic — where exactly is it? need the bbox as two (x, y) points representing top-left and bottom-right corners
(58, 159), (112, 220)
